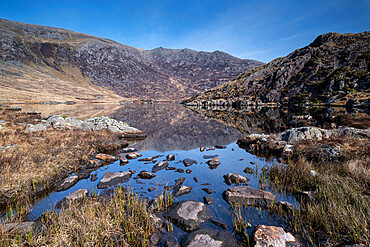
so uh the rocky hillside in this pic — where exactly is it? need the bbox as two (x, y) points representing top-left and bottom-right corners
(183, 32), (370, 107)
(0, 18), (263, 102)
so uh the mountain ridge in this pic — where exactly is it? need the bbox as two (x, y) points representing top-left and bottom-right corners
(0, 18), (263, 103)
(182, 31), (370, 108)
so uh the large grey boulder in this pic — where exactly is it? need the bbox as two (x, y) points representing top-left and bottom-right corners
(251, 225), (300, 247)
(164, 200), (211, 232)
(26, 123), (47, 132)
(274, 126), (325, 144)
(180, 228), (239, 247)
(223, 186), (275, 208)
(97, 171), (133, 189)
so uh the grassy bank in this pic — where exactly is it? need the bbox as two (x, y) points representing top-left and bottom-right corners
(269, 136), (370, 245)
(0, 109), (127, 210)
(1, 188), (156, 246)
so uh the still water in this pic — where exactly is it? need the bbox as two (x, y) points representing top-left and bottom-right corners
(25, 103), (299, 241)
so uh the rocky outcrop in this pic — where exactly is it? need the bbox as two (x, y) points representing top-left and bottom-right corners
(222, 186), (275, 208)
(251, 225), (300, 247)
(180, 228), (239, 247)
(164, 200), (211, 232)
(183, 32), (370, 107)
(26, 115), (146, 138)
(0, 18), (263, 101)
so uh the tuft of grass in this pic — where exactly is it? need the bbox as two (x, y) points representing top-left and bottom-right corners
(0, 187), (155, 246)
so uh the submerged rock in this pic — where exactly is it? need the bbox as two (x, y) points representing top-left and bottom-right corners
(183, 158), (197, 167)
(251, 225), (299, 247)
(164, 200), (211, 232)
(56, 189), (89, 208)
(223, 173), (249, 185)
(180, 228), (239, 247)
(55, 175), (79, 192)
(223, 186), (275, 208)
(152, 160), (169, 173)
(136, 170), (156, 179)
(97, 171), (133, 189)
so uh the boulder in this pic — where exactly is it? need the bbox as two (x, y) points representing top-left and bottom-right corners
(26, 123), (47, 132)
(97, 171), (133, 189)
(251, 225), (299, 247)
(223, 173), (249, 185)
(95, 153), (117, 162)
(180, 228), (239, 247)
(136, 170), (156, 179)
(274, 127), (325, 144)
(166, 154), (176, 161)
(56, 189), (88, 208)
(152, 160), (169, 173)
(223, 186), (275, 208)
(164, 200), (211, 232)
(206, 157), (221, 169)
(55, 175), (79, 191)
(183, 158), (197, 167)
(173, 185), (192, 197)
(126, 152), (142, 159)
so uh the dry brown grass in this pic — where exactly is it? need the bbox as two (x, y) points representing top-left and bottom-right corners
(269, 136), (370, 245)
(0, 188), (155, 247)
(0, 109), (126, 209)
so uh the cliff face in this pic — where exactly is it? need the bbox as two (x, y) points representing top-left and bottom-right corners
(183, 32), (370, 107)
(0, 19), (263, 102)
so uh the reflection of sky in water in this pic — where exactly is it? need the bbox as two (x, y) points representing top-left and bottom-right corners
(24, 103), (299, 241)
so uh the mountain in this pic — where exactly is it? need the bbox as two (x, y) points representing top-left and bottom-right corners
(0, 18), (263, 103)
(182, 32), (370, 107)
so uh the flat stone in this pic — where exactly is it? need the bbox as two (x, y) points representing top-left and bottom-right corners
(136, 170), (156, 179)
(86, 158), (105, 168)
(126, 152), (142, 159)
(202, 188), (215, 194)
(203, 154), (219, 159)
(215, 145), (226, 149)
(173, 185), (192, 197)
(206, 157), (220, 169)
(166, 166), (176, 171)
(176, 168), (185, 173)
(121, 147), (138, 153)
(164, 200), (211, 232)
(55, 175), (79, 191)
(252, 225), (298, 247)
(180, 228), (239, 247)
(183, 158), (197, 167)
(223, 173), (249, 185)
(1, 221), (44, 235)
(166, 154), (176, 161)
(97, 171), (133, 189)
(56, 189), (89, 208)
(26, 123), (47, 132)
(152, 160), (169, 173)
(209, 219), (228, 230)
(223, 186), (275, 208)
(175, 177), (186, 186)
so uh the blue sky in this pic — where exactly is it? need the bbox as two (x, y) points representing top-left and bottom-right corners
(0, 0), (369, 62)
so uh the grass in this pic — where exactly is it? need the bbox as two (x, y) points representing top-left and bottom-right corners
(268, 136), (370, 246)
(0, 187), (155, 246)
(0, 109), (127, 211)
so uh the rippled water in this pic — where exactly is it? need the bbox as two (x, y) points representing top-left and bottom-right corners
(26, 103), (301, 241)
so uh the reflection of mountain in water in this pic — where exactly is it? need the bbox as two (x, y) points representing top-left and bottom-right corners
(109, 104), (241, 151)
(187, 107), (290, 135)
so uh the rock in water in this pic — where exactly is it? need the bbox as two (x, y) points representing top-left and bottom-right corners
(166, 154), (175, 161)
(173, 185), (192, 197)
(95, 153), (117, 162)
(223, 173), (249, 185)
(56, 189), (89, 208)
(97, 171), (133, 189)
(206, 157), (221, 169)
(251, 225), (299, 247)
(183, 158), (197, 167)
(55, 175), (79, 191)
(223, 186), (275, 208)
(180, 228), (239, 247)
(152, 160), (169, 173)
(164, 200), (211, 232)
(136, 170), (156, 179)
(125, 152), (142, 159)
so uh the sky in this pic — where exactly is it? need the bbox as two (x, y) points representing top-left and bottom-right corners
(0, 0), (369, 62)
